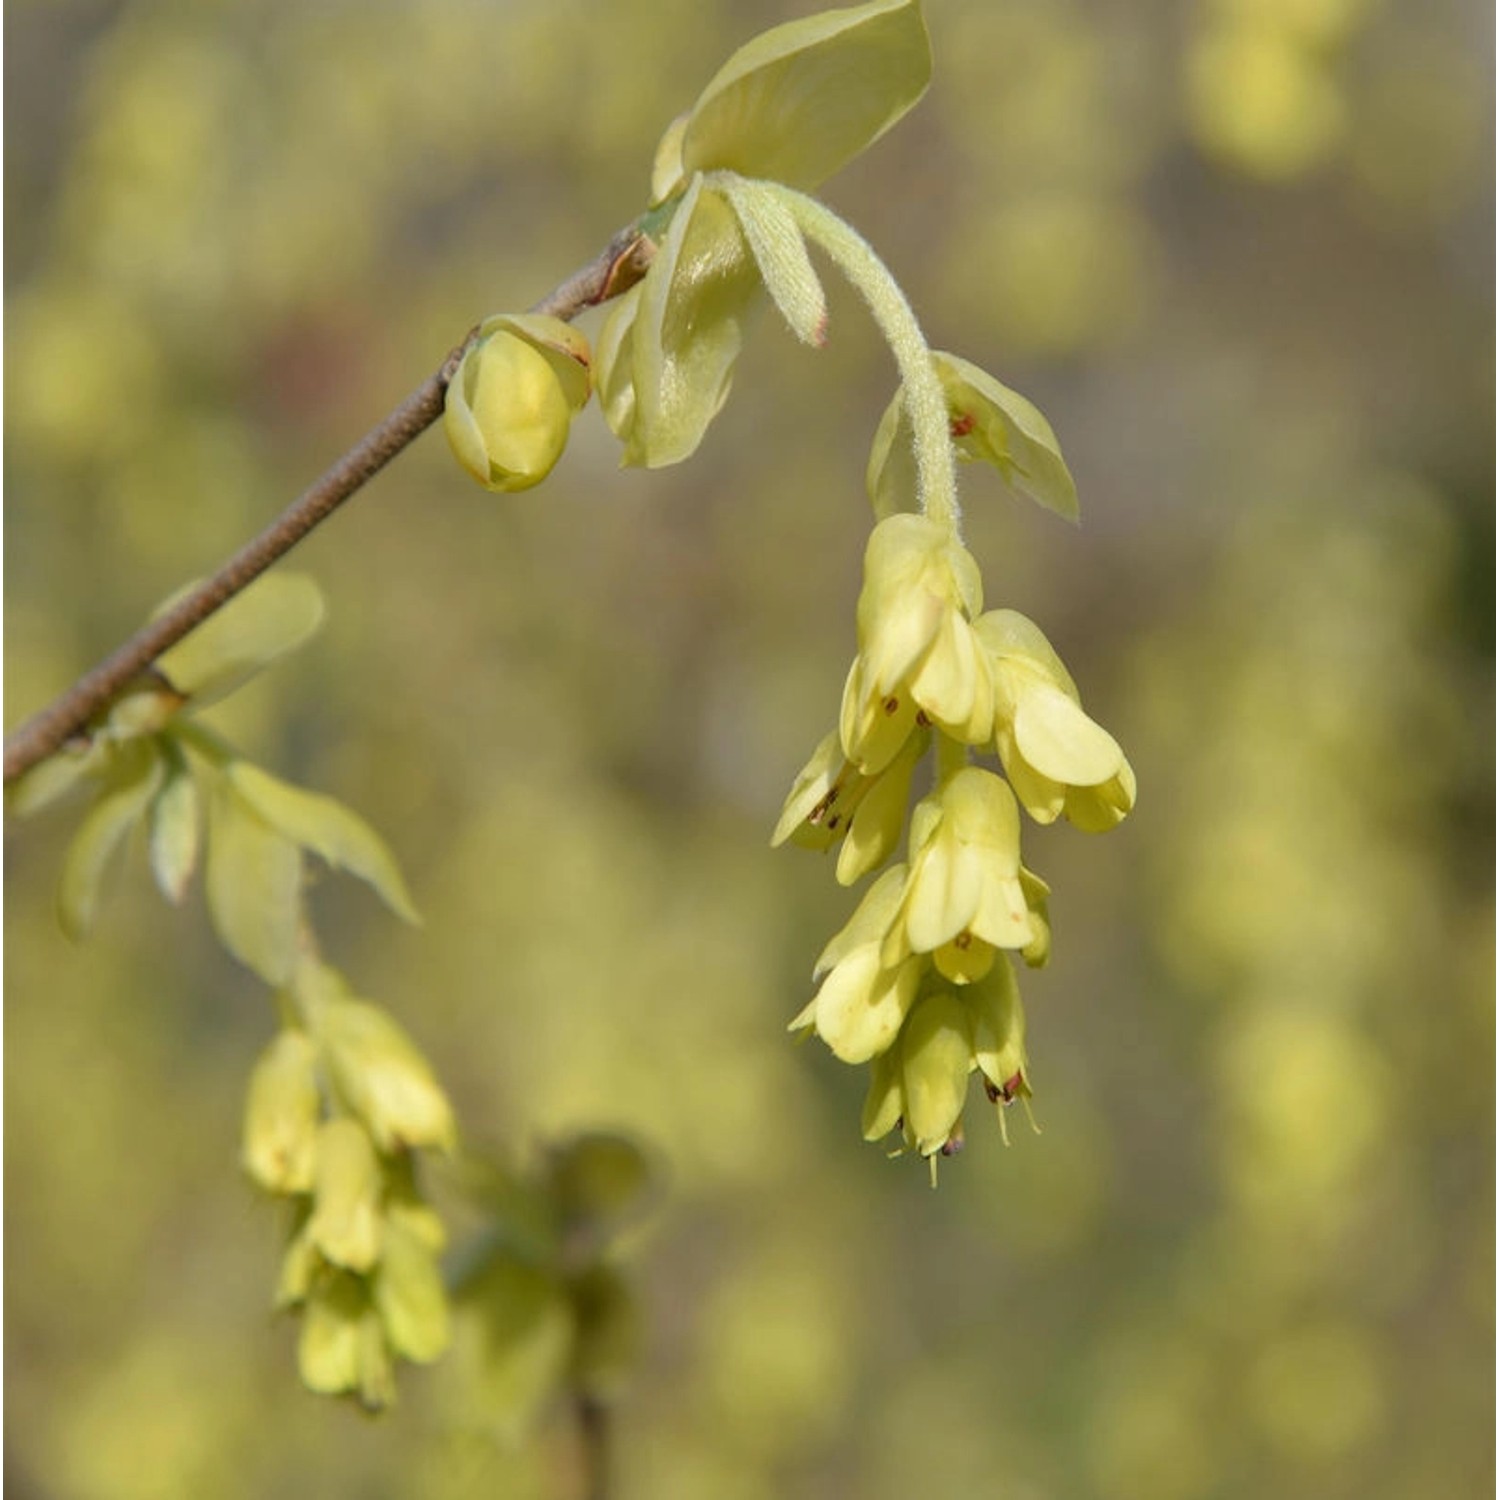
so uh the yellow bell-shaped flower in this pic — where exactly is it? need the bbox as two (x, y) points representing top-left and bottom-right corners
(839, 514), (994, 774)
(976, 609), (1136, 830)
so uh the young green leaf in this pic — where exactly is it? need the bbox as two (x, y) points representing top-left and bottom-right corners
(679, 0), (932, 192)
(225, 761), (419, 924)
(205, 780), (303, 985)
(8, 739), (106, 818)
(148, 737), (201, 905)
(56, 740), (164, 939)
(611, 174), (764, 468)
(155, 572), (325, 708)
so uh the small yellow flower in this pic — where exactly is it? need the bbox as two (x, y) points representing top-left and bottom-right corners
(789, 865), (925, 1063)
(317, 989), (457, 1155)
(241, 1027), (321, 1193)
(881, 767), (1038, 977)
(976, 609), (1136, 830)
(771, 722), (927, 884)
(307, 1117), (384, 1273)
(860, 962), (1033, 1158)
(839, 514), (995, 773)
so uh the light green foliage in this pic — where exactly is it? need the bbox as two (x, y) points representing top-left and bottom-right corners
(442, 1134), (657, 1437)
(596, 0), (933, 470)
(155, 573), (325, 707)
(6, 0), (1490, 1495)
(56, 739), (164, 939)
(204, 778), (303, 984)
(147, 736), (201, 903)
(226, 761), (419, 925)
(675, 0), (931, 192)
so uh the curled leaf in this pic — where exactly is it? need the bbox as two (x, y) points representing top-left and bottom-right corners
(680, 0), (932, 192)
(148, 736), (201, 904)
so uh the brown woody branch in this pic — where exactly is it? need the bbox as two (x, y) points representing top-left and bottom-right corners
(3, 222), (653, 785)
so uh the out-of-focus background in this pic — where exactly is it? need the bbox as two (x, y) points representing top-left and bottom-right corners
(5, 1), (1493, 1496)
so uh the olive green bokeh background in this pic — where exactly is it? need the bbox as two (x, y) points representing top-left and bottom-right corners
(5, 1), (1493, 1496)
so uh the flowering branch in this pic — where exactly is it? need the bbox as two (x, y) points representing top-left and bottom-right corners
(2, 222), (653, 786)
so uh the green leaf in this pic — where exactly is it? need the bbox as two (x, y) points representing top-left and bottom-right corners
(681, 0), (932, 191)
(936, 352), (1079, 522)
(450, 1255), (574, 1438)
(56, 740), (164, 939)
(205, 778), (303, 984)
(595, 284), (644, 453)
(721, 176), (828, 347)
(624, 175), (764, 468)
(155, 572), (325, 708)
(549, 1133), (661, 1242)
(7, 739), (106, 818)
(148, 737), (201, 904)
(225, 761), (419, 924)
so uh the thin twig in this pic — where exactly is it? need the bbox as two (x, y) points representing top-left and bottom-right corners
(3, 222), (653, 785)
(574, 1394), (611, 1500)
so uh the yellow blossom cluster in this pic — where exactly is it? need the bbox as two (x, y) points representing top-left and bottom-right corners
(776, 509), (1134, 1166)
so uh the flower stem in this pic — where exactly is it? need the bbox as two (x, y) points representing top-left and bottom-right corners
(3, 222), (656, 787)
(750, 181), (959, 533)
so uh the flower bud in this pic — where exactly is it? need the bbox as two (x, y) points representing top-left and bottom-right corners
(444, 315), (590, 493)
(242, 1028), (321, 1193)
(900, 990), (975, 1158)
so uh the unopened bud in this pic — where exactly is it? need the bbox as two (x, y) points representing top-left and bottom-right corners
(444, 315), (590, 493)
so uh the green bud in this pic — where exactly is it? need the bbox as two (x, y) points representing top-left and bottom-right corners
(318, 995), (457, 1155)
(308, 1117), (383, 1272)
(242, 1027), (322, 1194)
(444, 315), (590, 493)
(549, 1133), (659, 1246)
